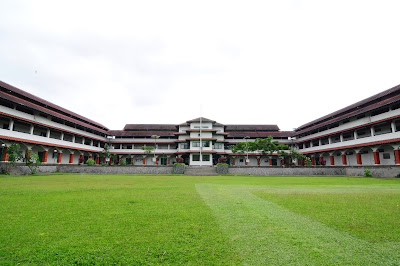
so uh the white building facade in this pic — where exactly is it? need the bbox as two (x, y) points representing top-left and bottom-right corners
(1, 80), (400, 167)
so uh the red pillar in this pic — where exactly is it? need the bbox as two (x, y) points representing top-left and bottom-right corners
(356, 153), (362, 165)
(167, 158), (170, 165)
(373, 152), (380, 165)
(95, 156), (99, 164)
(269, 158), (272, 166)
(143, 157), (146, 165)
(257, 158), (260, 166)
(42, 151), (48, 163)
(330, 155), (335, 166)
(89, 155), (92, 159)
(341, 154), (347, 165)
(245, 158), (248, 166)
(69, 154), (74, 164)
(57, 153), (62, 163)
(233, 158), (236, 166)
(394, 150), (400, 164)
(155, 157), (158, 165)
(2, 147), (8, 161)
(311, 157), (315, 166)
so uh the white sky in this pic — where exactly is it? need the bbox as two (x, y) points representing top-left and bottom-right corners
(1, 0), (400, 131)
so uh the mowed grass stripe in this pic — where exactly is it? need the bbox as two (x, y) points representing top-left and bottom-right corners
(196, 184), (400, 265)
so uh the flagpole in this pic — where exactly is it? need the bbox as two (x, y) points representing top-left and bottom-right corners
(199, 105), (202, 166)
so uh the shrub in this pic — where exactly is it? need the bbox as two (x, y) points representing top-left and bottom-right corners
(174, 162), (185, 165)
(364, 168), (372, 177)
(217, 163), (228, 166)
(86, 158), (95, 166)
(101, 162), (108, 166)
(176, 157), (184, 163)
(119, 159), (127, 166)
(305, 157), (312, 167)
(25, 153), (41, 174)
(217, 157), (227, 164)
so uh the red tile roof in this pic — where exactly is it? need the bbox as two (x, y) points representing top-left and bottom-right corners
(296, 83), (400, 133)
(123, 124), (177, 131)
(108, 130), (176, 137)
(0, 90), (108, 134)
(226, 131), (295, 138)
(0, 80), (108, 130)
(225, 124), (280, 131)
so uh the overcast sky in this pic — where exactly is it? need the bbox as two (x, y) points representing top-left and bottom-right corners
(1, 0), (400, 131)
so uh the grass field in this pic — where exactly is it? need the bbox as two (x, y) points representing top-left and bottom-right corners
(0, 174), (399, 265)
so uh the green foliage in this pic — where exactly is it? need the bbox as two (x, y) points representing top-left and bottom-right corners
(305, 157), (312, 167)
(231, 137), (289, 159)
(99, 144), (111, 161)
(217, 163), (229, 166)
(100, 162), (108, 166)
(85, 158), (95, 166)
(364, 168), (372, 177)
(6, 143), (23, 165)
(3, 143), (24, 174)
(173, 162), (185, 165)
(25, 153), (41, 174)
(141, 145), (154, 154)
(119, 159), (127, 166)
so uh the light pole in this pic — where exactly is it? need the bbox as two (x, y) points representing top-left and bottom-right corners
(106, 136), (114, 164)
(244, 136), (250, 166)
(53, 149), (57, 164)
(151, 135), (160, 164)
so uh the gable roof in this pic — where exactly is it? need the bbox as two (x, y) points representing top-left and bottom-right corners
(225, 124), (280, 131)
(296, 83), (400, 132)
(123, 124), (177, 131)
(0, 80), (108, 131)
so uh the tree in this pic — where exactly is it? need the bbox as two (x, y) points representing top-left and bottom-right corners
(3, 143), (23, 174)
(26, 153), (41, 174)
(230, 137), (289, 165)
(141, 146), (154, 154)
(99, 144), (111, 163)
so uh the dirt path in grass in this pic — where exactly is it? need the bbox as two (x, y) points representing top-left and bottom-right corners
(196, 184), (400, 265)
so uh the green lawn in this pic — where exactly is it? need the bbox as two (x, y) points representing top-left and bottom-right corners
(0, 174), (399, 265)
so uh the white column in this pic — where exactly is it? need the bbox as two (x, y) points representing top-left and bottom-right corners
(328, 136), (332, 144)
(46, 128), (50, 138)
(72, 135), (75, 143)
(340, 134), (344, 142)
(8, 119), (14, 131)
(371, 127), (375, 136)
(354, 130), (358, 139)
(29, 124), (34, 134)
(391, 121), (396, 133)
(60, 132), (64, 140)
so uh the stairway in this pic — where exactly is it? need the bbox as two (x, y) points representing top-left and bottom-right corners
(184, 166), (217, 176)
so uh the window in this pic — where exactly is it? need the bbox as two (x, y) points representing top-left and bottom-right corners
(192, 141), (200, 147)
(213, 143), (223, 149)
(202, 154), (210, 161)
(180, 143), (189, 149)
(383, 153), (391, 159)
(202, 141), (210, 147)
(193, 154), (200, 161)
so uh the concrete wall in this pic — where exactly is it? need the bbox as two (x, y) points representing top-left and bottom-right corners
(229, 166), (400, 178)
(2, 163), (400, 178)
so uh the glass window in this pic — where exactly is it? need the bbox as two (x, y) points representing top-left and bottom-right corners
(202, 154), (210, 161)
(202, 141), (210, 147)
(193, 141), (200, 147)
(193, 154), (200, 161)
(213, 143), (223, 149)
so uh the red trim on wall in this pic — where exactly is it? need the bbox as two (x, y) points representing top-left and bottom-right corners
(301, 137), (400, 154)
(0, 135), (100, 152)
(373, 152), (380, 164)
(356, 153), (362, 165)
(42, 151), (48, 163)
(342, 154), (347, 165)
(0, 112), (106, 142)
